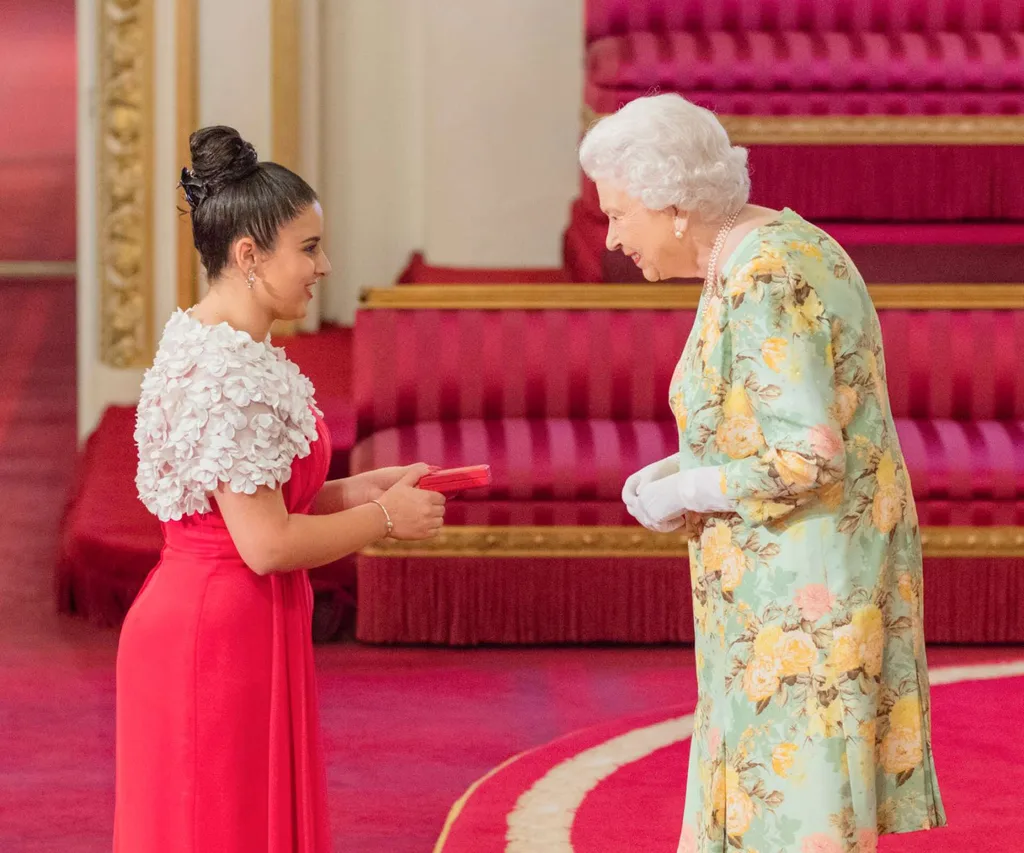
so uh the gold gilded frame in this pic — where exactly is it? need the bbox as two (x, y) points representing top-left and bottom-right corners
(176, 0), (198, 309)
(271, 0), (300, 172)
(98, 0), (154, 368)
(363, 525), (1024, 558)
(268, 0), (301, 337)
(361, 283), (1024, 311)
(581, 104), (1024, 145)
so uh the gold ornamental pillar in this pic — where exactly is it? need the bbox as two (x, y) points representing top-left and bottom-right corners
(77, 0), (175, 437)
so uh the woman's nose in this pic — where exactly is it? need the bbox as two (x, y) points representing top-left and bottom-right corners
(605, 222), (620, 252)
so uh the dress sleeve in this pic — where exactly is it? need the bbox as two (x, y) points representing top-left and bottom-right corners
(135, 359), (316, 521)
(712, 248), (846, 526)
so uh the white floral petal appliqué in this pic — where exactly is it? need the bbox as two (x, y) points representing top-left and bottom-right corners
(134, 310), (321, 522)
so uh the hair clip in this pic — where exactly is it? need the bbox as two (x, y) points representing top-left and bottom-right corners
(179, 167), (207, 208)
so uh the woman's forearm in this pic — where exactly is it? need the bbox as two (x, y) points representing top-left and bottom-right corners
(311, 478), (354, 514)
(253, 503), (389, 574)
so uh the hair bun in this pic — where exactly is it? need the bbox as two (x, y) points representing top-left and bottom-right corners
(186, 126), (260, 203)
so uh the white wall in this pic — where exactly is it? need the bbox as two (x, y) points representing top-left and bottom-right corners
(320, 0), (428, 325)
(197, 0), (273, 154)
(421, 0), (584, 268)
(320, 0), (584, 324)
(77, 0), (585, 435)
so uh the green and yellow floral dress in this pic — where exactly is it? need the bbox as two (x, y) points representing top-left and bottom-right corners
(672, 209), (946, 853)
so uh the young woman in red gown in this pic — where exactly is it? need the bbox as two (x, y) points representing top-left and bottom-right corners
(114, 126), (446, 852)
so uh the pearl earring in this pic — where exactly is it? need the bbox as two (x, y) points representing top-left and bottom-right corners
(674, 230), (683, 238)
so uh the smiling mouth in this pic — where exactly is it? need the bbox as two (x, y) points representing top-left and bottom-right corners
(629, 251), (642, 266)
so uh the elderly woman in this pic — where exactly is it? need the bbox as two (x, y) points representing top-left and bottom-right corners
(579, 94), (946, 853)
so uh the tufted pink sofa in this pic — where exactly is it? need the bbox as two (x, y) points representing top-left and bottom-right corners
(348, 285), (1024, 646)
(567, 0), (1024, 283)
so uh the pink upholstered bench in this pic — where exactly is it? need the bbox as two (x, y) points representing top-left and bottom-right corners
(569, 0), (1024, 284)
(350, 284), (1024, 645)
(581, 0), (1024, 219)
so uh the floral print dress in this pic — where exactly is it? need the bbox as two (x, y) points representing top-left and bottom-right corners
(672, 210), (946, 853)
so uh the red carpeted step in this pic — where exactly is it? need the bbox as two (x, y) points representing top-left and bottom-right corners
(570, 180), (1024, 284)
(397, 251), (571, 284)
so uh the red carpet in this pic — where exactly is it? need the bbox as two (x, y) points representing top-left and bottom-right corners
(436, 655), (1024, 853)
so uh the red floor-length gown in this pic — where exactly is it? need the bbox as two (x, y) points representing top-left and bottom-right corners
(114, 311), (333, 852)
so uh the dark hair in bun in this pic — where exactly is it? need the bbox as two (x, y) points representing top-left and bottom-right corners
(180, 126), (317, 278)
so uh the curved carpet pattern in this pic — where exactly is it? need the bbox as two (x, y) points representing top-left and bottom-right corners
(436, 660), (1024, 852)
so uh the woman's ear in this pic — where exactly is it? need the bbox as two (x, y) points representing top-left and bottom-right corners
(230, 236), (258, 276)
(671, 206), (689, 239)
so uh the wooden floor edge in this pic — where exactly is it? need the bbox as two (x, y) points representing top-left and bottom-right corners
(360, 525), (1024, 559)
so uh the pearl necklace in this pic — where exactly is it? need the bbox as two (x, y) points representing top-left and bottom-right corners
(704, 208), (741, 286)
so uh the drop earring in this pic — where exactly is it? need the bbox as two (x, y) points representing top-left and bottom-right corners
(247, 269), (256, 291)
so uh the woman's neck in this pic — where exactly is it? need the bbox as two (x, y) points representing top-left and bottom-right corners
(698, 205), (781, 280)
(191, 277), (274, 342)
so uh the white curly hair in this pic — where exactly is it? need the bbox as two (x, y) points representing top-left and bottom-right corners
(578, 94), (750, 220)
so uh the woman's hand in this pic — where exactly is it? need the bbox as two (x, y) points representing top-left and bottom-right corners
(377, 468), (446, 540)
(637, 466), (736, 527)
(344, 463), (435, 508)
(622, 455), (679, 530)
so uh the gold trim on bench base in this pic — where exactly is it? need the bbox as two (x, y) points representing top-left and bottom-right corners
(582, 105), (1024, 146)
(362, 525), (1024, 559)
(361, 284), (1024, 311)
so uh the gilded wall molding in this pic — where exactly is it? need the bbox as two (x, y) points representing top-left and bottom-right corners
(362, 525), (1024, 559)
(269, 0), (301, 337)
(98, 0), (154, 367)
(271, 0), (300, 172)
(176, 0), (198, 309)
(361, 283), (1024, 311)
(582, 104), (1024, 146)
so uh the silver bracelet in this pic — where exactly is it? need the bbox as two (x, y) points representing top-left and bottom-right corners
(371, 499), (394, 537)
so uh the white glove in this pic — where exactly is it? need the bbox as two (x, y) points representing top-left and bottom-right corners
(638, 466), (736, 525)
(622, 455), (684, 532)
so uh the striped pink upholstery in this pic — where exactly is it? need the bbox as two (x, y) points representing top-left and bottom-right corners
(350, 417), (1024, 503)
(353, 307), (1024, 433)
(588, 31), (1024, 96)
(914, 499), (1024, 526)
(354, 308), (696, 435)
(350, 418), (680, 501)
(880, 310), (1024, 420)
(586, 0), (1024, 40)
(898, 419), (1024, 499)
